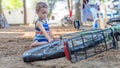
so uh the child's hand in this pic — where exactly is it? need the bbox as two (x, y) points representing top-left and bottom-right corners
(48, 38), (54, 42)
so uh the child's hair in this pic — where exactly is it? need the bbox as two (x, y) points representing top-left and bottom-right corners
(36, 2), (48, 13)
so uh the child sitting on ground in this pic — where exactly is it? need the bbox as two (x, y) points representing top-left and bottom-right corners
(30, 2), (54, 47)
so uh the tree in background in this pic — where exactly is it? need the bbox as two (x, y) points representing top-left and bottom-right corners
(75, 0), (82, 26)
(23, 0), (27, 25)
(47, 0), (57, 19)
(46, 0), (61, 19)
(0, 0), (2, 15)
(2, 0), (23, 10)
(0, 0), (9, 28)
(0, 0), (23, 26)
(67, 0), (72, 18)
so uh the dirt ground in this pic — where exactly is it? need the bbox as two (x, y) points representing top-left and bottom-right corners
(0, 25), (120, 68)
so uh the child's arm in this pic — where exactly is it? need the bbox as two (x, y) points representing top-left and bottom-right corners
(36, 22), (53, 42)
(49, 29), (54, 38)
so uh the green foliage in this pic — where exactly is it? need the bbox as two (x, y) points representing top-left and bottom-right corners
(47, 11), (52, 19)
(93, 0), (96, 2)
(100, 0), (105, 3)
(2, 0), (23, 10)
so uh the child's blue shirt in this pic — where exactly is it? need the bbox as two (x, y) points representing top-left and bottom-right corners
(34, 19), (50, 42)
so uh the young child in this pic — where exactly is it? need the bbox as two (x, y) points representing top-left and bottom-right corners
(30, 2), (54, 47)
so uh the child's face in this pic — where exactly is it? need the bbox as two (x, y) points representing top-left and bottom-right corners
(37, 8), (48, 20)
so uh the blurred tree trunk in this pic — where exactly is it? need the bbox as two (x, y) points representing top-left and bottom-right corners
(67, 0), (73, 13)
(23, 0), (27, 25)
(0, 0), (9, 28)
(0, 0), (2, 15)
(0, 0), (4, 28)
(75, 0), (82, 26)
(67, 0), (70, 11)
(67, 0), (72, 14)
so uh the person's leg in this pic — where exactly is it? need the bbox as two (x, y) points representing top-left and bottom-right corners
(30, 41), (48, 48)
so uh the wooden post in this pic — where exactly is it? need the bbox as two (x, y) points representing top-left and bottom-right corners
(75, 0), (82, 26)
(0, 0), (2, 14)
(23, 0), (27, 25)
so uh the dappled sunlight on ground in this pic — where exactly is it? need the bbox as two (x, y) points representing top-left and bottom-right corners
(22, 32), (34, 38)
(0, 25), (35, 39)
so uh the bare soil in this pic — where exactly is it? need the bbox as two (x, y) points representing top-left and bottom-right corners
(0, 25), (120, 68)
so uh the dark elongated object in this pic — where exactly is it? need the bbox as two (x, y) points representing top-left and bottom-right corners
(22, 18), (120, 62)
(22, 41), (65, 62)
(22, 29), (112, 62)
(107, 17), (120, 25)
